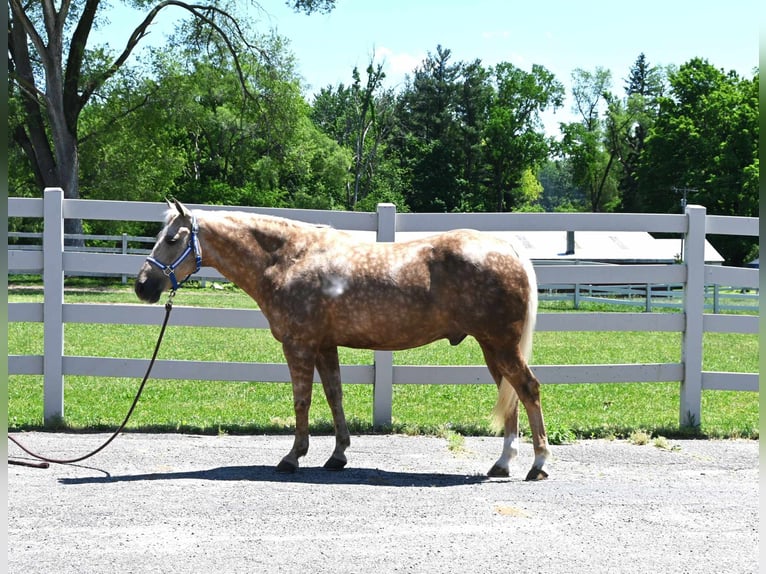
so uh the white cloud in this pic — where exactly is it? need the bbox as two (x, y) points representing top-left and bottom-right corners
(375, 46), (425, 86)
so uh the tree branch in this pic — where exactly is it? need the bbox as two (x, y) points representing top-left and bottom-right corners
(79, 89), (156, 145)
(8, 3), (57, 184)
(80, 0), (261, 108)
(64, 0), (100, 123)
(9, 0), (50, 69)
(13, 123), (46, 189)
(8, 9), (46, 103)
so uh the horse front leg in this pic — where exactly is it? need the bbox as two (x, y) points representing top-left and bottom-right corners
(277, 342), (316, 473)
(316, 347), (350, 470)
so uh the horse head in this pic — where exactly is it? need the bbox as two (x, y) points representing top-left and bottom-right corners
(134, 198), (202, 303)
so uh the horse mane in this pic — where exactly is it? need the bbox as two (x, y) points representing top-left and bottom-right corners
(190, 208), (328, 230)
(191, 208), (334, 254)
(162, 207), (176, 224)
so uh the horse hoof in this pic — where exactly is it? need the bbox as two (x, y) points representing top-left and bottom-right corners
(487, 464), (510, 478)
(276, 459), (298, 473)
(525, 467), (548, 481)
(323, 456), (347, 471)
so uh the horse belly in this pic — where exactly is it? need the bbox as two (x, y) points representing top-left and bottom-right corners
(329, 301), (452, 351)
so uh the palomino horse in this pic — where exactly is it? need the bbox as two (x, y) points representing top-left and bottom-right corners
(135, 199), (550, 480)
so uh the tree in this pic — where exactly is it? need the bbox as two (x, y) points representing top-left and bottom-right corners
(8, 0), (336, 241)
(637, 58), (758, 264)
(77, 31), (350, 215)
(615, 53), (665, 212)
(453, 59), (493, 209)
(312, 58), (396, 209)
(394, 45), (464, 212)
(390, 48), (564, 213)
(483, 62), (563, 211)
(537, 158), (584, 212)
(560, 67), (620, 211)
(77, 65), (185, 202)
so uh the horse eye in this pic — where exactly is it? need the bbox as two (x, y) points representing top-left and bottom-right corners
(164, 234), (179, 245)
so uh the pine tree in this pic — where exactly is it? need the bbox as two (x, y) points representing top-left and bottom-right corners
(619, 54), (664, 212)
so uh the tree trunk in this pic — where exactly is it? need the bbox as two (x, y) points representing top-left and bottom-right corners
(10, 0), (85, 246)
(45, 31), (85, 246)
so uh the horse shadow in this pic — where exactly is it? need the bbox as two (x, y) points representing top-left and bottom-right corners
(59, 464), (500, 487)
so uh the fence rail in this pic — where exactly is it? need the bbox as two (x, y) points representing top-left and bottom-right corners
(7, 188), (760, 428)
(9, 235), (758, 313)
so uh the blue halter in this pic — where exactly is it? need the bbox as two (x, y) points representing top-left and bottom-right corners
(146, 215), (202, 292)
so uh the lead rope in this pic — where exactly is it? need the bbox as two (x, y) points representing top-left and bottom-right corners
(8, 293), (176, 469)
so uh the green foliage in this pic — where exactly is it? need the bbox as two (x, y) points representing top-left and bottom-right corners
(617, 53), (665, 212)
(389, 47), (563, 213)
(537, 159), (584, 211)
(288, 0), (337, 14)
(310, 61), (394, 209)
(78, 68), (186, 207)
(559, 67), (622, 212)
(65, 27), (352, 226)
(484, 63), (564, 211)
(636, 58), (758, 263)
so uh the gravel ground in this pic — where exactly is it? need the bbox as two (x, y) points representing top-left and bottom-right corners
(7, 432), (759, 574)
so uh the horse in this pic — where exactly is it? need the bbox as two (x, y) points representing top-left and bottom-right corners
(134, 199), (551, 481)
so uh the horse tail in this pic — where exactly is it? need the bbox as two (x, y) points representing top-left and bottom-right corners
(519, 253), (538, 363)
(491, 379), (517, 434)
(490, 251), (538, 433)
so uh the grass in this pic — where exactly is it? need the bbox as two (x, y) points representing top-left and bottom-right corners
(7, 279), (760, 442)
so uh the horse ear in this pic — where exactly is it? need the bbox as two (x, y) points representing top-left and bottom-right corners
(173, 198), (192, 218)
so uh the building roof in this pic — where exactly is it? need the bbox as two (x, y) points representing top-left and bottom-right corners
(345, 229), (725, 264)
(396, 230), (725, 264)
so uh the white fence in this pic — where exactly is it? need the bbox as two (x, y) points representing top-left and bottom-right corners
(8, 188), (760, 428)
(9, 233), (759, 313)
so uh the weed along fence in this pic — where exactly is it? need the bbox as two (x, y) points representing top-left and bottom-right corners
(8, 188), (759, 429)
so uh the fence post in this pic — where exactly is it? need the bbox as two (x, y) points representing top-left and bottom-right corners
(121, 233), (128, 284)
(372, 203), (396, 429)
(42, 187), (65, 424)
(645, 284), (652, 312)
(713, 284), (720, 314)
(680, 204), (706, 428)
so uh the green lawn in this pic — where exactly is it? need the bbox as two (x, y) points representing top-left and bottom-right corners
(7, 280), (759, 442)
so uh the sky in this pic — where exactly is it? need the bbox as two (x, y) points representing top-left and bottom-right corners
(98, 0), (760, 135)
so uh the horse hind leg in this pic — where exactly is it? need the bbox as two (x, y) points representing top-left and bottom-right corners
(484, 343), (550, 481)
(316, 347), (350, 470)
(514, 364), (550, 481)
(482, 345), (520, 478)
(487, 377), (520, 478)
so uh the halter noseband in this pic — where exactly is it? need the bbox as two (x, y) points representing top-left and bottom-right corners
(146, 215), (202, 292)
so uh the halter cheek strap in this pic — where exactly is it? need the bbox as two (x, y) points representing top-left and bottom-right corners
(146, 216), (202, 292)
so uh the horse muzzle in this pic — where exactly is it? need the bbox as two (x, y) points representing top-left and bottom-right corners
(134, 268), (166, 304)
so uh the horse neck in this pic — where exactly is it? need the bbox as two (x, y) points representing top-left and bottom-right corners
(195, 211), (276, 303)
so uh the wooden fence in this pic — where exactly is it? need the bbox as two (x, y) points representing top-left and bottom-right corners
(8, 188), (760, 428)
